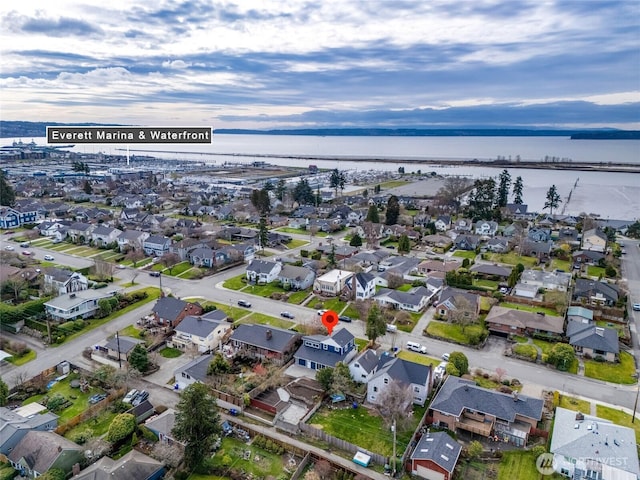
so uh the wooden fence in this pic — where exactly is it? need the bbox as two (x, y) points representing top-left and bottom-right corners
(55, 386), (127, 436)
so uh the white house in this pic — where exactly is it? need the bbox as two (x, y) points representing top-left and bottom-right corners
(474, 220), (499, 236)
(168, 314), (231, 353)
(374, 285), (435, 312)
(43, 268), (89, 296)
(117, 229), (150, 252)
(246, 259), (282, 284)
(90, 225), (122, 247)
(313, 269), (354, 297)
(347, 272), (377, 300)
(44, 289), (121, 322)
(348, 349), (379, 383)
(367, 353), (432, 406)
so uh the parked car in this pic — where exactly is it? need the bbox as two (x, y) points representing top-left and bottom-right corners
(338, 315), (352, 322)
(386, 324), (398, 333)
(407, 341), (427, 354)
(20, 242), (29, 248)
(89, 393), (107, 404)
(4, 245), (14, 251)
(280, 311), (295, 319)
(117, 264), (126, 269)
(237, 300), (252, 308)
(132, 390), (149, 406)
(317, 309), (328, 316)
(21, 250), (32, 256)
(442, 352), (450, 361)
(43, 254), (55, 261)
(123, 389), (138, 403)
(633, 303), (640, 311)
(52, 239), (62, 244)
(149, 271), (161, 277)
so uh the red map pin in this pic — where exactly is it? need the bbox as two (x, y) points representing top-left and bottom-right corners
(322, 310), (339, 335)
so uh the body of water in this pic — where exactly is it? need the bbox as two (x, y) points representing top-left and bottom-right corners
(7, 134), (640, 221)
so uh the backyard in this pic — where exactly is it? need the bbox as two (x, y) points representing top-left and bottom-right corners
(485, 252), (538, 268)
(584, 351), (636, 384)
(425, 320), (488, 346)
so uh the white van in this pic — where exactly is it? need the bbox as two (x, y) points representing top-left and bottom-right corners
(386, 324), (398, 333)
(123, 389), (138, 403)
(406, 341), (427, 354)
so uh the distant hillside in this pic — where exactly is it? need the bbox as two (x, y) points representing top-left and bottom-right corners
(1, 120), (638, 139)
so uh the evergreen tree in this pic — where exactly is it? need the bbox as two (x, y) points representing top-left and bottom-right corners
(330, 169), (346, 198)
(0, 377), (8, 406)
(0, 170), (16, 206)
(512, 176), (524, 204)
(469, 178), (496, 219)
(327, 244), (337, 268)
(544, 184), (562, 216)
(128, 344), (149, 372)
(385, 195), (400, 225)
(349, 233), (363, 247)
(172, 383), (222, 469)
(497, 169), (511, 207)
(293, 179), (315, 204)
(397, 234), (410, 254)
(365, 205), (380, 223)
(275, 179), (287, 201)
(83, 180), (93, 194)
(258, 216), (269, 250)
(365, 304), (386, 345)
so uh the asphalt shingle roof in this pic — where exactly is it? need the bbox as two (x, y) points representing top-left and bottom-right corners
(410, 431), (462, 474)
(231, 324), (299, 353)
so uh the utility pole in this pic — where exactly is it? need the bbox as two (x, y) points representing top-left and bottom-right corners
(115, 330), (122, 369)
(392, 418), (397, 477)
(633, 372), (640, 424)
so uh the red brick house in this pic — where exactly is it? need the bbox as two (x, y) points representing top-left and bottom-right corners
(151, 296), (203, 328)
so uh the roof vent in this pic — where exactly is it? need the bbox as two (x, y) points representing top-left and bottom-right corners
(266, 329), (272, 340)
(70, 293), (76, 298)
(512, 391), (519, 402)
(576, 412), (584, 421)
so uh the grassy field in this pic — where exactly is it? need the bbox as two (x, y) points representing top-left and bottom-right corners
(486, 252), (538, 267)
(63, 409), (117, 440)
(497, 451), (545, 480)
(512, 344), (538, 361)
(586, 265), (606, 277)
(380, 179), (410, 189)
(473, 278), (499, 290)
(584, 351), (636, 384)
(159, 347), (183, 358)
(223, 274), (246, 290)
(596, 404), (640, 443)
(288, 290), (310, 304)
(397, 350), (441, 367)
(550, 259), (572, 272)
(236, 312), (294, 329)
(287, 238), (309, 248)
(119, 324), (145, 340)
(426, 320), (488, 346)
(5, 349), (37, 366)
(559, 394), (591, 413)
(453, 250), (477, 260)
(500, 302), (559, 316)
(276, 227), (328, 237)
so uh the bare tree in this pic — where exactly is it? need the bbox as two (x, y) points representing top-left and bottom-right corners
(448, 296), (476, 329)
(362, 221), (380, 249)
(93, 259), (114, 281)
(495, 368), (507, 382)
(314, 460), (333, 480)
(24, 229), (39, 243)
(435, 176), (473, 212)
(159, 252), (180, 274)
(125, 249), (145, 267)
(386, 272), (404, 289)
(150, 442), (184, 468)
(375, 380), (414, 431)
(353, 299), (372, 324)
(13, 370), (29, 389)
(6, 277), (29, 303)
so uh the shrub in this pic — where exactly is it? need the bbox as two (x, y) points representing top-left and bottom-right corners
(594, 355), (605, 362)
(74, 319), (86, 330)
(300, 250), (309, 257)
(47, 394), (67, 412)
(106, 413), (136, 443)
(69, 429), (93, 445)
(531, 445), (546, 458)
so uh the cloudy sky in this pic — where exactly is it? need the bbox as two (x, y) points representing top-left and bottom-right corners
(1, 0), (638, 130)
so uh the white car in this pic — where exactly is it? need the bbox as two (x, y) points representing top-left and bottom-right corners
(633, 303), (640, 312)
(317, 309), (328, 316)
(43, 254), (55, 261)
(117, 264), (126, 269)
(407, 341), (427, 354)
(4, 245), (14, 251)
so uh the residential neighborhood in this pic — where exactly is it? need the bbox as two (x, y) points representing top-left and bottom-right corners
(1, 158), (640, 480)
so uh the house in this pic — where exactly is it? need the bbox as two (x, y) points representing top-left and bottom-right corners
(421, 234), (452, 249)
(143, 235), (172, 257)
(485, 237), (510, 253)
(550, 407), (640, 480)
(572, 250), (605, 266)
(96, 335), (144, 363)
(520, 269), (572, 292)
(190, 246), (216, 268)
(409, 431), (462, 480)
(452, 218), (473, 232)
(469, 263), (512, 280)
(566, 306), (594, 324)
(151, 296), (203, 328)
(43, 268), (89, 296)
(313, 269), (354, 297)
(581, 228), (607, 253)
(7, 431), (84, 479)
(294, 328), (357, 371)
(505, 203), (529, 219)
(519, 239), (552, 260)
(0, 205), (38, 229)
(66, 222), (94, 243)
(484, 306), (564, 337)
(435, 287), (480, 320)
(90, 225), (122, 247)
(144, 408), (182, 445)
(117, 229), (150, 252)
(417, 259), (461, 276)
(573, 279), (619, 307)
(36, 220), (69, 237)
(230, 324), (301, 365)
(169, 315), (231, 353)
(434, 215), (451, 231)
(44, 289), (120, 322)
(374, 286), (435, 313)
(527, 228), (551, 242)
(567, 321), (619, 362)
(513, 283), (539, 299)
(430, 376), (543, 446)
(0, 407), (58, 457)
(174, 353), (212, 390)
(367, 353), (433, 406)
(474, 220), (499, 236)
(346, 272), (377, 300)
(246, 259), (282, 284)
(348, 349), (380, 384)
(277, 264), (316, 291)
(71, 450), (165, 480)
(453, 234), (480, 251)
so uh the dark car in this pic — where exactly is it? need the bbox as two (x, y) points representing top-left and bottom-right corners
(338, 315), (352, 322)
(89, 393), (107, 404)
(280, 311), (295, 319)
(20, 242), (29, 248)
(149, 271), (161, 277)
(237, 300), (252, 308)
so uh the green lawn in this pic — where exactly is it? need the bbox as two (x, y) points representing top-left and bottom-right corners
(354, 338), (369, 351)
(587, 265), (606, 277)
(584, 351), (637, 384)
(452, 250), (477, 260)
(159, 347), (183, 358)
(486, 252), (538, 268)
(341, 304), (361, 320)
(288, 290), (310, 304)
(223, 274), (247, 290)
(287, 238), (309, 248)
(276, 227), (328, 237)
(119, 324), (145, 340)
(550, 259), (572, 272)
(63, 409), (117, 440)
(310, 297), (348, 313)
(512, 344), (538, 361)
(500, 302), (559, 316)
(308, 405), (419, 456)
(426, 320), (488, 346)
(241, 282), (287, 298)
(596, 404), (640, 443)
(236, 312), (294, 329)
(160, 261), (192, 276)
(178, 267), (204, 279)
(559, 394), (591, 413)
(473, 278), (499, 290)
(379, 179), (410, 189)
(5, 348), (36, 366)
(497, 451), (544, 480)
(513, 335), (528, 343)
(197, 437), (286, 479)
(397, 350), (440, 367)
(397, 284), (413, 292)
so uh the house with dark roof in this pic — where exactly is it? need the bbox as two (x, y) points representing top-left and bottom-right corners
(347, 272), (377, 300)
(174, 353), (212, 390)
(8, 431), (84, 479)
(144, 408), (183, 446)
(277, 264), (316, 290)
(519, 239), (552, 260)
(71, 449), (165, 480)
(484, 237), (510, 253)
(452, 218), (473, 232)
(367, 353), (433, 406)
(90, 225), (122, 247)
(409, 431), (462, 480)
(434, 215), (451, 232)
(230, 324), (301, 365)
(484, 306), (564, 338)
(0, 407), (58, 457)
(505, 203), (529, 219)
(143, 235), (172, 257)
(475, 220), (499, 236)
(246, 259), (282, 284)
(169, 315), (231, 353)
(550, 407), (640, 480)
(374, 285), (436, 313)
(96, 335), (144, 363)
(66, 222), (94, 243)
(117, 229), (150, 252)
(417, 259), (461, 276)
(572, 250), (605, 266)
(469, 263), (512, 280)
(293, 328), (357, 371)
(429, 376), (543, 446)
(453, 234), (481, 251)
(151, 296), (203, 328)
(435, 287), (480, 320)
(567, 321), (619, 362)
(0, 206), (38, 229)
(348, 349), (380, 383)
(573, 279), (619, 307)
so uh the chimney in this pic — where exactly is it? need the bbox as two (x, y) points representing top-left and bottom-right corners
(513, 391), (519, 402)
(595, 327), (604, 336)
(266, 329), (272, 340)
(576, 412), (584, 421)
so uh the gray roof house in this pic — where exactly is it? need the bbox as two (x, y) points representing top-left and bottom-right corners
(567, 321), (619, 362)
(550, 407), (640, 480)
(367, 353), (433, 406)
(8, 431), (84, 479)
(144, 408), (183, 446)
(143, 235), (172, 257)
(520, 269), (572, 292)
(99, 335), (144, 362)
(470, 263), (512, 279)
(409, 431), (462, 480)
(151, 296), (203, 328)
(71, 450), (164, 480)
(374, 286), (435, 313)
(435, 287), (480, 319)
(348, 349), (380, 384)
(230, 324), (301, 365)
(43, 268), (89, 296)
(277, 264), (316, 290)
(246, 259), (282, 284)
(293, 328), (357, 371)
(453, 234), (481, 251)
(169, 315), (231, 353)
(573, 279), (619, 307)
(90, 225), (122, 247)
(44, 288), (120, 322)
(0, 407), (58, 456)
(174, 353), (212, 390)
(347, 272), (377, 300)
(430, 376), (543, 446)
(117, 229), (150, 252)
